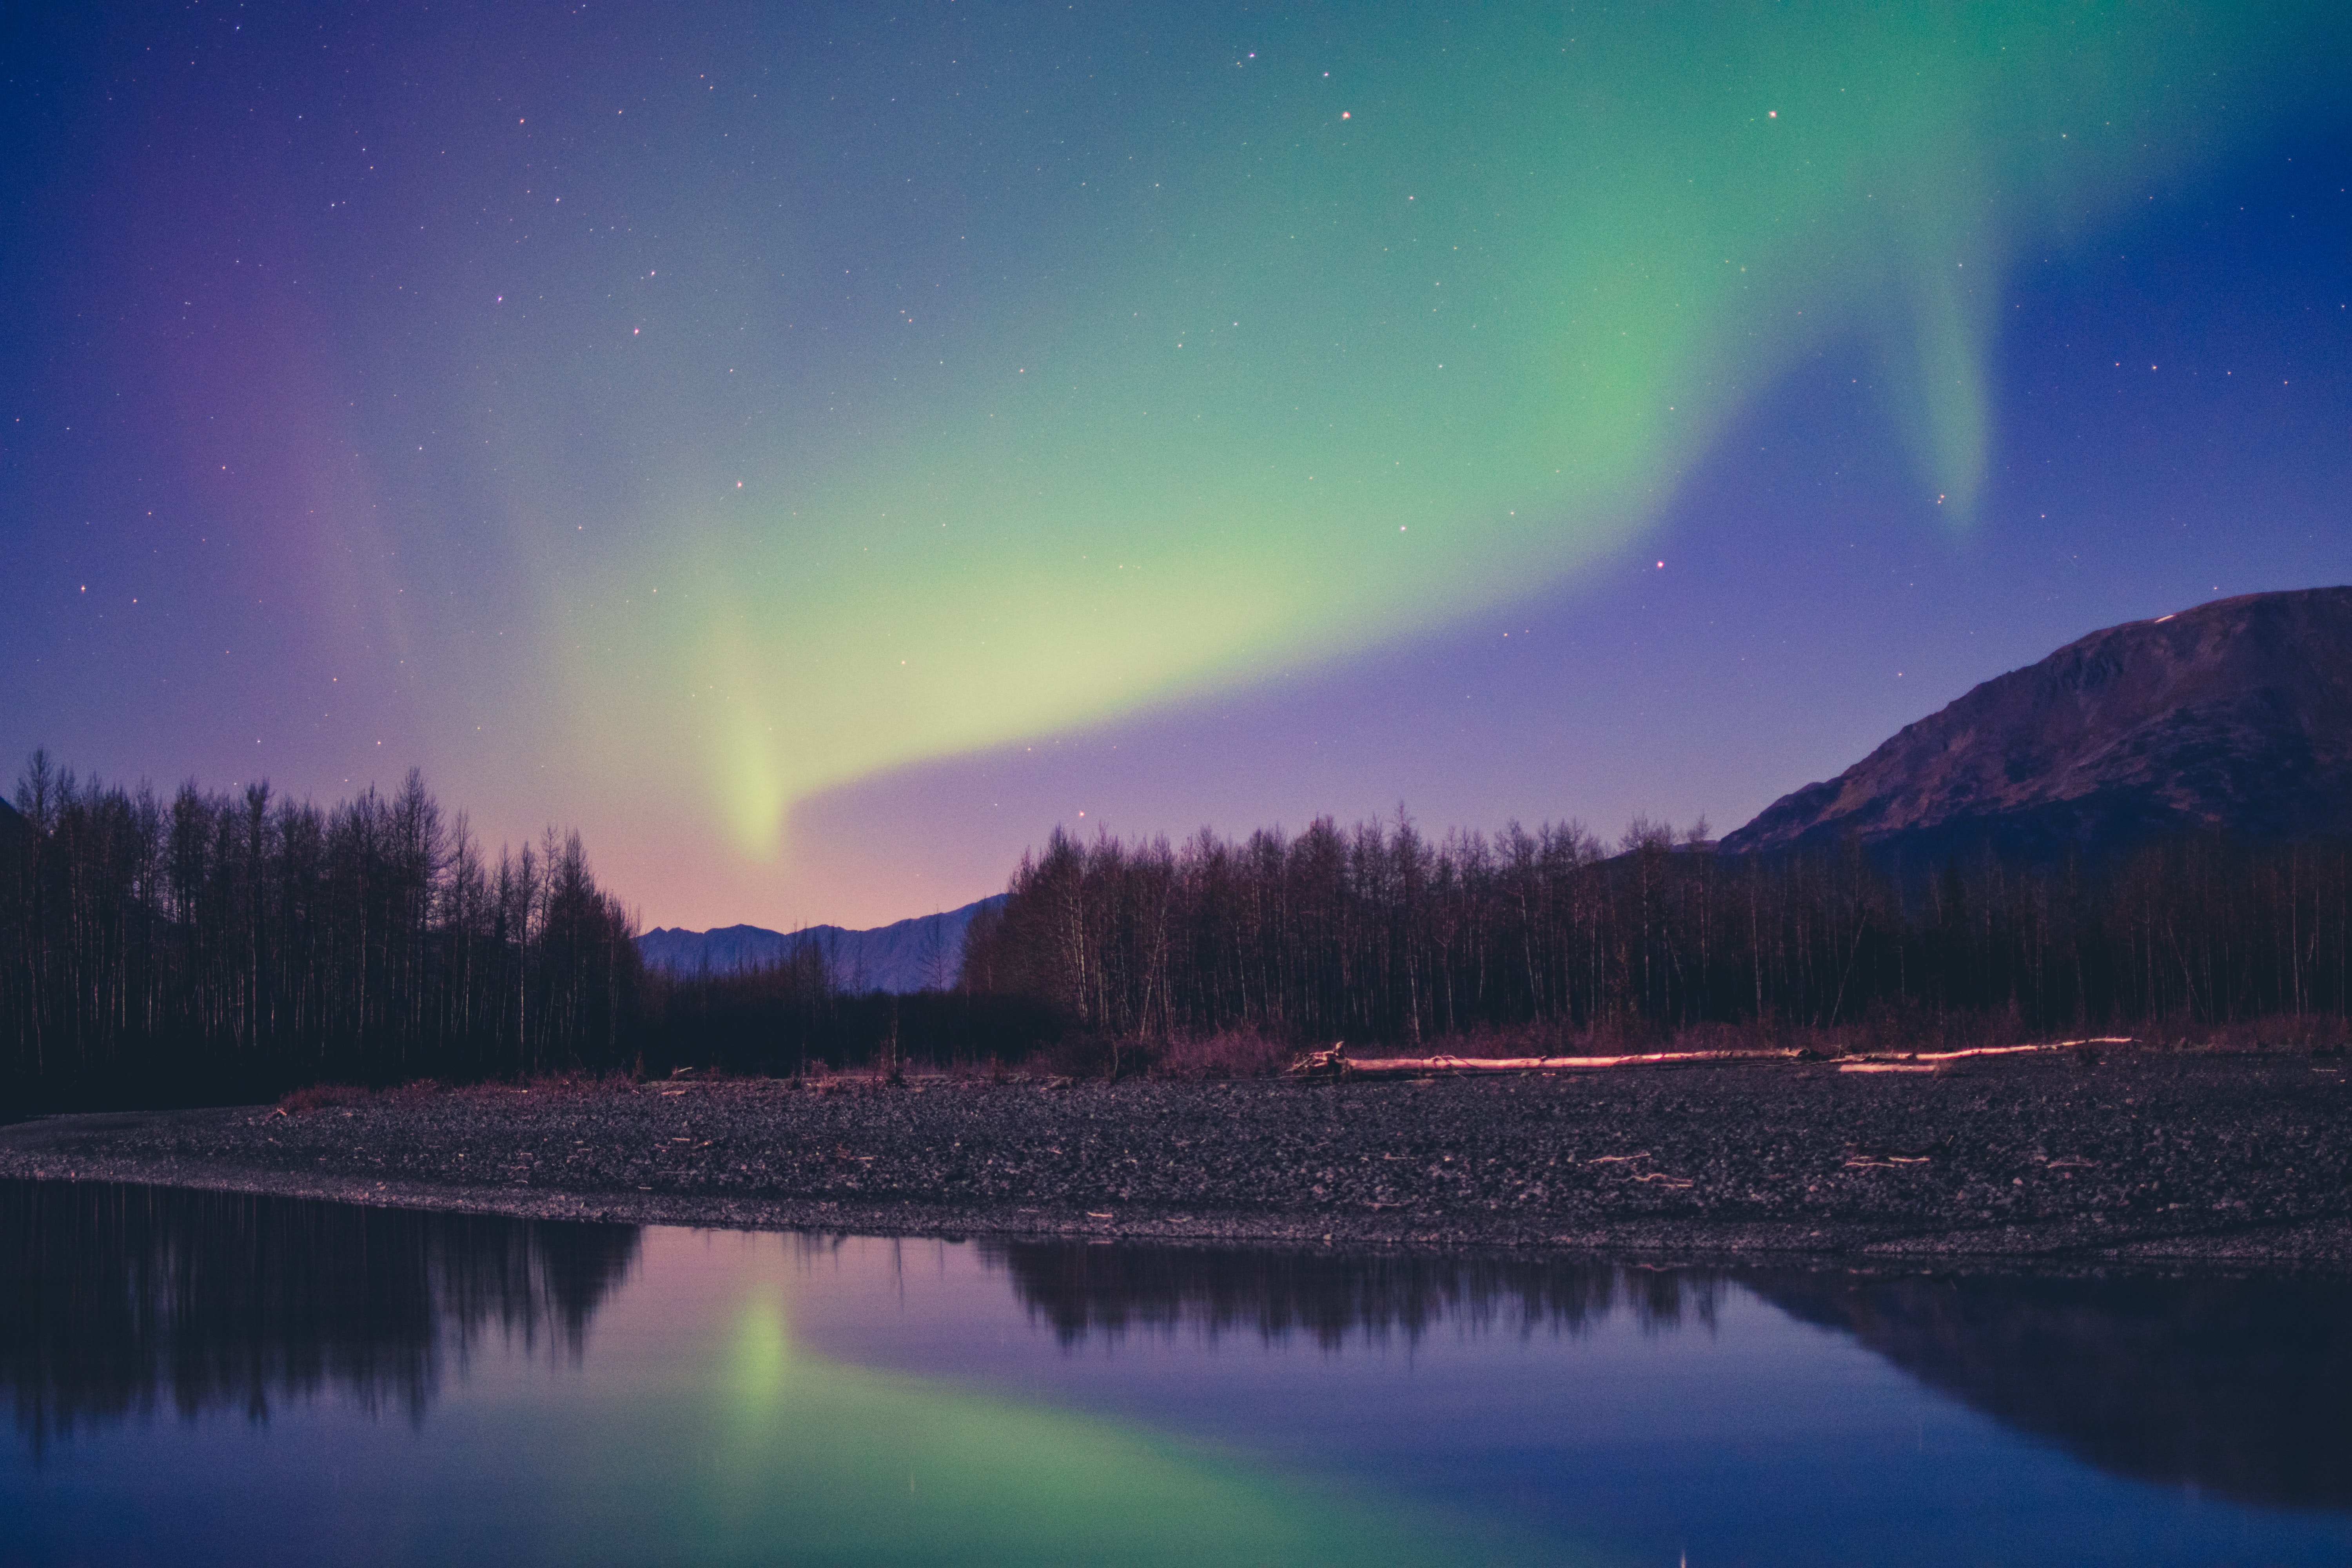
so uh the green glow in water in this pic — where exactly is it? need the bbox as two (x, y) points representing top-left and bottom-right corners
(642, 1285), (1589, 1566)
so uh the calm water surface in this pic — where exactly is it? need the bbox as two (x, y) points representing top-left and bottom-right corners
(5, 1180), (2350, 1565)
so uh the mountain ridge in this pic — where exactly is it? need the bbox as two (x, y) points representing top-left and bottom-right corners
(1721, 586), (2352, 861)
(637, 895), (1005, 994)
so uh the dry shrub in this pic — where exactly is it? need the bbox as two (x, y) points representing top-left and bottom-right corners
(277, 1070), (650, 1116)
(539, 1068), (644, 1095)
(1151, 1029), (1294, 1081)
(2159, 1015), (2352, 1054)
(439, 1079), (525, 1104)
(1032, 1032), (1121, 1080)
(275, 1079), (450, 1114)
(274, 1083), (374, 1115)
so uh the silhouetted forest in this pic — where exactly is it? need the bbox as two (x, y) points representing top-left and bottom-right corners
(0, 751), (1055, 1105)
(647, 940), (1062, 1077)
(12, 744), (2350, 1107)
(0, 751), (642, 1105)
(958, 816), (2352, 1050)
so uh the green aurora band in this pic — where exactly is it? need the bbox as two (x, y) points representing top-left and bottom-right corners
(524, 2), (2341, 860)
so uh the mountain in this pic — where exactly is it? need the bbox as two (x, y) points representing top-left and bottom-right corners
(637, 895), (1005, 993)
(0, 797), (24, 845)
(1721, 587), (2352, 862)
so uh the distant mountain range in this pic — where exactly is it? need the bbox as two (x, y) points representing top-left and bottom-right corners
(1721, 587), (2352, 864)
(636, 895), (1005, 993)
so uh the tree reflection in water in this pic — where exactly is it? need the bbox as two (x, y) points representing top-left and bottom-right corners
(12, 1184), (2350, 1522)
(2, 1180), (638, 1455)
(984, 1240), (1725, 1348)
(988, 1241), (2352, 1514)
(1754, 1272), (2352, 1513)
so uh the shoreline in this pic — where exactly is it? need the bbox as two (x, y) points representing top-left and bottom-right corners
(5, 1051), (2349, 1274)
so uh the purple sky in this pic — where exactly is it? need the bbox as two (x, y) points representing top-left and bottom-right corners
(4, 3), (2347, 929)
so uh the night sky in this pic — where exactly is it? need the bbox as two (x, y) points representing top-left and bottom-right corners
(4, 2), (2347, 930)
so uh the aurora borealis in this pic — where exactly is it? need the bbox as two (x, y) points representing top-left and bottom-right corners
(5, 3), (2348, 929)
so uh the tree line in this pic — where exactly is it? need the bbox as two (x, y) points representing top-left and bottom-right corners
(0, 749), (1052, 1103)
(13, 741), (2347, 1105)
(958, 816), (2352, 1050)
(649, 942), (1063, 1078)
(1, 751), (642, 1104)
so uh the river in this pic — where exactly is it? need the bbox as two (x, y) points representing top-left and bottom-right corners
(5, 1180), (2348, 1564)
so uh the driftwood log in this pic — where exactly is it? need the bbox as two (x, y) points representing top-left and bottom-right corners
(1831, 1037), (2133, 1073)
(1285, 1038), (2135, 1083)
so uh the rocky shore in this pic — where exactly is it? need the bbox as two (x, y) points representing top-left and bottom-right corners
(4, 1049), (2348, 1269)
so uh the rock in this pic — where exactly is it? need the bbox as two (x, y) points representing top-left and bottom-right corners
(4, 1053), (2348, 1267)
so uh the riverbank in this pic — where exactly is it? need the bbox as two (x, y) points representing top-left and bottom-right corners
(4, 1049), (2348, 1269)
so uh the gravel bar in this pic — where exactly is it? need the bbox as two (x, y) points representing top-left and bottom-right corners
(5, 1050), (2349, 1270)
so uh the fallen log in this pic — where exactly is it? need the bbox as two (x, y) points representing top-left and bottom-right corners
(1287, 1041), (1798, 1082)
(1835, 1037), (2133, 1073)
(1287, 1036), (2137, 1082)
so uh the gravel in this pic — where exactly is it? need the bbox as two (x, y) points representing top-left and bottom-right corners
(4, 1050), (2349, 1268)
